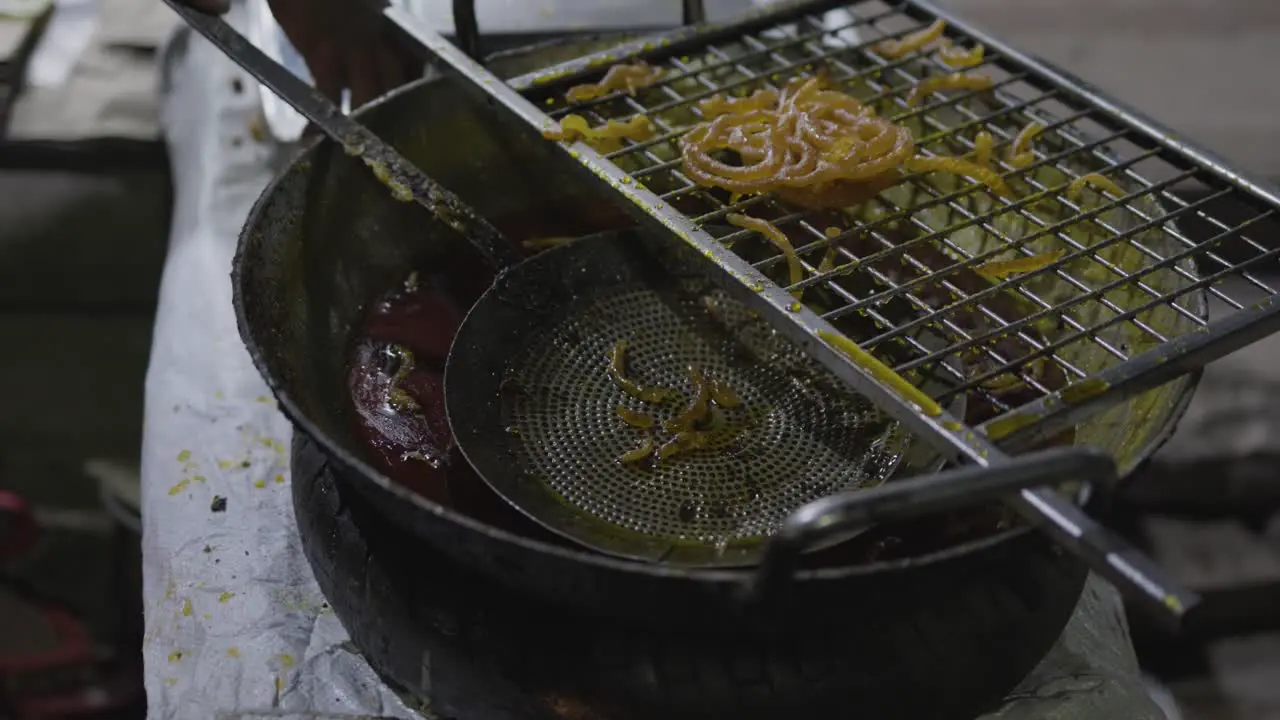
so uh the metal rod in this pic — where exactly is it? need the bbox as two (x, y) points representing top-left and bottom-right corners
(683, 0), (707, 26)
(752, 446), (1119, 601)
(985, 295), (1280, 454)
(163, 0), (521, 271)
(379, 1), (1199, 627)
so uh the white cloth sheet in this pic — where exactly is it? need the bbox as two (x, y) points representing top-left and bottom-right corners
(140, 7), (417, 718)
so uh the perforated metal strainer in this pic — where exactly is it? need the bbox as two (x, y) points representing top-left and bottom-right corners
(447, 229), (961, 566)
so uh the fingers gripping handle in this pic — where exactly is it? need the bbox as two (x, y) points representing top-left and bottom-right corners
(749, 447), (1118, 601)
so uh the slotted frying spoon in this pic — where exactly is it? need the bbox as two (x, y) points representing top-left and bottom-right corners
(172, 2), (1121, 573)
(446, 229), (1108, 567)
(448, 228), (945, 565)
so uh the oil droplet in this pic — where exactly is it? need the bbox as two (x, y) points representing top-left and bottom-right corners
(943, 421), (963, 431)
(788, 302), (803, 312)
(177, 450), (192, 463)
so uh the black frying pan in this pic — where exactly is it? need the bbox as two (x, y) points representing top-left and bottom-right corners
(233, 40), (1097, 648)
(174, 0), (1115, 581)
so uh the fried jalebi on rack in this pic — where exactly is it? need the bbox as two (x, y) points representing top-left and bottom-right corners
(972, 130), (994, 167)
(905, 155), (1013, 198)
(775, 173), (902, 209)
(678, 78), (914, 206)
(726, 213), (806, 297)
(1008, 120), (1044, 168)
(874, 19), (946, 59)
(698, 89), (779, 118)
(543, 114), (656, 153)
(937, 38), (985, 69)
(565, 61), (664, 103)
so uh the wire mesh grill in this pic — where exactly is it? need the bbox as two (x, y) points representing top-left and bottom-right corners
(517, 0), (1280, 439)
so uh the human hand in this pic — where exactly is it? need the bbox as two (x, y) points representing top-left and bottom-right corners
(175, 0), (418, 109)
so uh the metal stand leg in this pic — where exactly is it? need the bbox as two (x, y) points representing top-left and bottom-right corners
(682, 0), (706, 25)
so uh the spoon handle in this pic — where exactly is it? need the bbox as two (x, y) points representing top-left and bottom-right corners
(164, 0), (522, 271)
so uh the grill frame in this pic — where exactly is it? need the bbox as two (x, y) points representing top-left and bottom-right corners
(379, 0), (1280, 622)
(502, 0), (1280, 469)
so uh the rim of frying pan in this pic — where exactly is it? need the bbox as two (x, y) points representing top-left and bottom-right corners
(232, 55), (1202, 588)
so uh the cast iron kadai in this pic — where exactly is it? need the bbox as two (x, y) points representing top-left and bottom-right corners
(370, 0), (1202, 623)
(229, 38), (1110, 640)
(167, 1), (1119, 588)
(175, 0), (1201, 622)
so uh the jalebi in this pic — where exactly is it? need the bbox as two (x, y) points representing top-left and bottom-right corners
(679, 77), (913, 204)
(565, 61), (664, 103)
(907, 73), (994, 106)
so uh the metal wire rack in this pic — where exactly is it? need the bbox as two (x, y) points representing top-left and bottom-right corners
(383, 0), (1280, 621)
(503, 0), (1280, 466)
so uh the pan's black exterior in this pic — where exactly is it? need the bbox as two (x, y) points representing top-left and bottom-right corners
(295, 431), (1085, 720)
(233, 39), (1087, 644)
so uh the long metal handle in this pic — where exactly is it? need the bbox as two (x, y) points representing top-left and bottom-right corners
(162, 0), (522, 271)
(749, 447), (1117, 600)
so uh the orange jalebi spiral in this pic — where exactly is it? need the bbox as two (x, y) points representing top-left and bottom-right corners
(679, 78), (914, 204)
